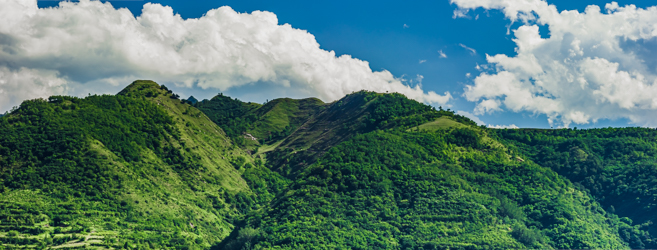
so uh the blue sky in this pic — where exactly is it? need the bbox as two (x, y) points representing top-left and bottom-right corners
(6, 0), (657, 128)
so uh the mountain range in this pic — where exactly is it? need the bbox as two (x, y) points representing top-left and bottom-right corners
(0, 80), (655, 249)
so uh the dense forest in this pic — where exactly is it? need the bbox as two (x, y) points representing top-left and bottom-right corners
(0, 81), (259, 249)
(0, 80), (656, 249)
(494, 128), (657, 248)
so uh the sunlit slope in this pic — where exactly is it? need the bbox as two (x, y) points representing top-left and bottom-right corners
(194, 95), (325, 152)
(247, 98), (325, 143)
(0, 80), (254, 249)
(409, 116), (469, 131)
(263, 91), (478, 176)
(220, 126), (631, 250)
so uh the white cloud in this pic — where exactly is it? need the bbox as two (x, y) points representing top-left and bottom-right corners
(438, 50), (448, 58)
(459, 43), (477, 55)
(0, 67), (67, 110)
(456, 110), (485, 125)
(403, 24), (410, 28)
(0, 0), (451, 112)
(453, 0), (657, 127)
(487, 124), (519, 129)
(419, 59), (427, 64)
(453, 8), (470, 19)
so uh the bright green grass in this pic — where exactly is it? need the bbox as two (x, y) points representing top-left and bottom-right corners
(255, 140), (284, 156)
(410, 116), (468, 132)
(249, 99), (297, 139)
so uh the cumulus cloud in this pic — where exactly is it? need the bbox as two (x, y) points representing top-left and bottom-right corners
(452, 0), (657, 127)
(419, 59), (427, 64)
(0, 67), (67, 111)
(487, 124), (519, 129)
(0, 0), (450, 112)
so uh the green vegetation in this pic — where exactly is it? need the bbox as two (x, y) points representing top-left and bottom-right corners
(194, 95), (325, 151)
(263, 91), (478, 178)
(1, 80), (656, 249)
(193, 93), (261, 145)
(409, 116), (469, 131)
(220, 125), (632, 249)
(248, 98), (324, 144)
(0, 80), (256, 249)
(495, 127), (657, 248)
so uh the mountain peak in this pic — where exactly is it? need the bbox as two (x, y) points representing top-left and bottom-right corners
(117, 80), (163, 96)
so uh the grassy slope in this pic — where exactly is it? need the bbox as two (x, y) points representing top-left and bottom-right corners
(410, 116), (469, 131)
(262, 91), (477, 177)
(194, 96), (325, 155)
(0, 80), (255, 249)
(248, 98), (324, 141)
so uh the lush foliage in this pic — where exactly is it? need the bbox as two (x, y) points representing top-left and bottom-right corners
(2, 81), (656, 250)
(495, 127), (657, 248)
(265, 91), (478, 178)
(0, 81), (252, 249)
(221, 127), (632, 249)
(194, 94), (261, 144)
(195, 96), (324, 149)
(0, 94), (176, 194)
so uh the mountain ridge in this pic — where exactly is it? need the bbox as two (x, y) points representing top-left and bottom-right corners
(0, 80), (654, 249)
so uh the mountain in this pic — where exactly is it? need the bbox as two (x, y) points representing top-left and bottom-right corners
(0, 80), (262, 249)
(187, 96), (199, 105)
(216, 113), (636, 249)
(0, 80), (655, 249)
(197, 91), (475, 177)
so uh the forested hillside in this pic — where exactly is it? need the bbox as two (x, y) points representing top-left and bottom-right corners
(495, 128), (657, 248)
(218, 123), (636, 250)
(0, 80), (655, 249)
(0, 81), (261, 249)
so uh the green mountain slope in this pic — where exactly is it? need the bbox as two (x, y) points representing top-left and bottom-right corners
(494, 128), (657, 248)
(265, 92), (477, 177)
(219, 123), (634, 249)
(194, 95), (325, 152)
(248, 98), (325, 144)
(193, 93), (262, 146)
(0, 80), (256, 249)
(199, 91), (476, 177)
(1, 80), (655, 249)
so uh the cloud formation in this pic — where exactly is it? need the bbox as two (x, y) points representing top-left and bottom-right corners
(0, 67), (67, 111)
(438, 50), (448, 58)
(459, 43), (477, 55)
(487, 124), (519, 129)
(452, 0), (657, 127)
(0, 0), (450, 112)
